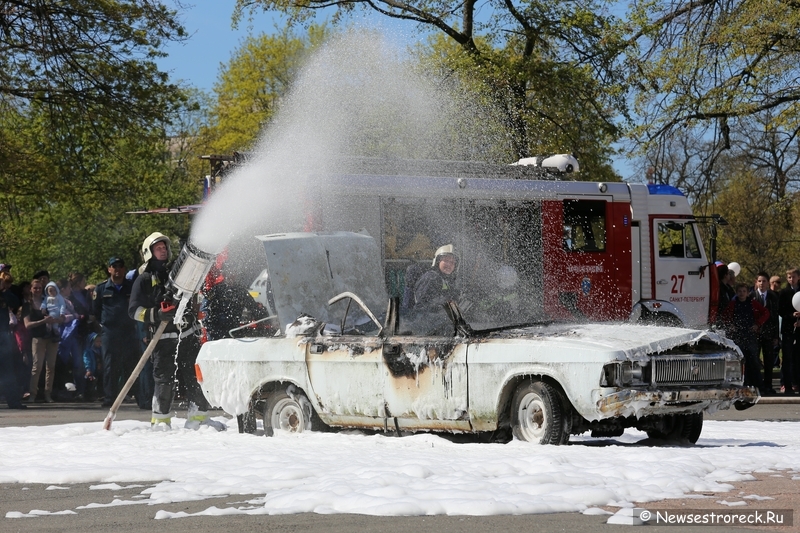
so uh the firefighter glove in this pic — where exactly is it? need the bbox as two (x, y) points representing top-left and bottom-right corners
(152, 306), (176, 323)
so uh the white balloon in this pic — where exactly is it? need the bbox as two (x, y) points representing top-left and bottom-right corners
(728, 262), (741, 276)
(792, 292), (800, 312)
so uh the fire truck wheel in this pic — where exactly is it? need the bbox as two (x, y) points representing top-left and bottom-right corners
(511, 380), (570, 445)
(643, 313), (683, 328)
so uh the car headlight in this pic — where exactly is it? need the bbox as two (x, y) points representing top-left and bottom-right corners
(601, 361), (645, 387)
(725, 358), (743, 382)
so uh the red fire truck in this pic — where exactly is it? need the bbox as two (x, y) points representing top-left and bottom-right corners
(151, 155), (720, 329)
(270, 158), (720, 329)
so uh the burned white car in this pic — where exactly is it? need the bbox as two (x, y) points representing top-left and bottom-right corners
(196, 232), (758, 445)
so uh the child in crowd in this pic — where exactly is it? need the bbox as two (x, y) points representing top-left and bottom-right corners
(41, 281), (67, 337)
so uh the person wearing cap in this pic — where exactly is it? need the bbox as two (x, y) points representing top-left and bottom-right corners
(129, 232), (225, 431)
(414, 244), (460, 311)
(0, 263), (11, 273)
(92, 256), (139, 407)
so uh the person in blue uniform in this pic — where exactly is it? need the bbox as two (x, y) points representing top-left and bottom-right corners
(92, 257), (139, 407)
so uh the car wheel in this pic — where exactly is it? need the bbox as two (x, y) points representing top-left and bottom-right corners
(263, 390), (312, 437)
(645, 415), (672, 440)
(511, 380), (569, 445)
(646, 413), (703, 444)
(680, 412), (703, 444)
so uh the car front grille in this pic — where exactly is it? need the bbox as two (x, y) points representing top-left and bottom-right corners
(651, 356), (726, 385)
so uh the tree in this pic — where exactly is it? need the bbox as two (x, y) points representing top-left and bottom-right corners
(730, 113), (800, 203)
(626, 0), (800, 166)
(711, 168), (799, 280)
(0, 99), (202, 283)
(0, 1), (198, 281)
(233, 0), (626, 178)
(0, 1), (187, 132)
(639, 129), (726, 213)
(202, 25), (328, 154)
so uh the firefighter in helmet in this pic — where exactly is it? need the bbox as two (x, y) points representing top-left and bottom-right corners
(413, 244), (459, 310)
(128, 232), (225, 431)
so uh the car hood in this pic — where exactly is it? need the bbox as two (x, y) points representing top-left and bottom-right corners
(478, 322), (739, 360)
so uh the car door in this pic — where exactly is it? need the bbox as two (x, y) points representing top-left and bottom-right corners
(652, 219), (710, 327)
(381, 332), (470, 432)
(306, 334), (387, 429)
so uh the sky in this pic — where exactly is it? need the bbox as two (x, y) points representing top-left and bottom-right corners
(156, 2), (410, 94)
(156, 1), (280, 92)
(155, 2), (637, 179)
(1, 417), (798, 521)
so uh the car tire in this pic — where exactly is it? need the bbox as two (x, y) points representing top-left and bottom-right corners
(511, 380), (569, 445)
(680, 412), (703, 444)
(646, 413), (703, 444)
(263, 389), (313, 437)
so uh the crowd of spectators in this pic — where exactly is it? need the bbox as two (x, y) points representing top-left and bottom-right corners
(4, 257), (800, 408)
(716, 263), (800, 396)
(0, 262), (148, 407)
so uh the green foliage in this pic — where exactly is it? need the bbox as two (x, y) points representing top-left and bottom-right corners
(413, 33), (619, 179)
(0, 100), (199, 283)
(202, 25), (328, 154)
(711, 168), (800, 281)
(0, 1), (201, 283)
(627, 0), (800, 156)
(0, 0), (187, 132)
(234, 0), (626, 178)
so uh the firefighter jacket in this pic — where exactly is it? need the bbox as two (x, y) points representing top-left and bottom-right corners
(414, 269), (459, 311)
(203, 280), (267, 340)
(129, 262), (197, 338)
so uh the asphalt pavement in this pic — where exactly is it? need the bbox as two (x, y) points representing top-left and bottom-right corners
(1, 399), (798, 532)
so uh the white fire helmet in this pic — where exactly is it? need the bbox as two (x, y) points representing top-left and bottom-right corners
(432, 244), (455, 266)
(141, 232), (172, 263)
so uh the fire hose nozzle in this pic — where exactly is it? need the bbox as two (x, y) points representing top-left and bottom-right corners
(169, 241), (217, 299)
